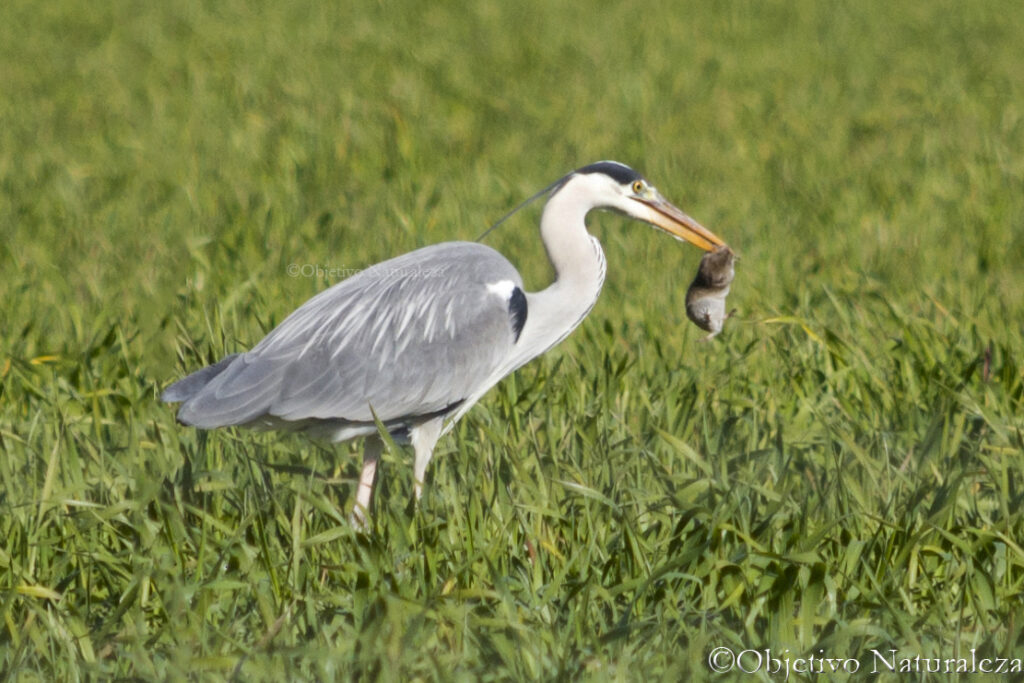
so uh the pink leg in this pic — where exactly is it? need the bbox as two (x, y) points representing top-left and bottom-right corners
(411, 418), (444, 502)
(350, 437), (382, 530)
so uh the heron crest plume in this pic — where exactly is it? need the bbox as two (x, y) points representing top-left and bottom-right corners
(477, 161), (641, 242)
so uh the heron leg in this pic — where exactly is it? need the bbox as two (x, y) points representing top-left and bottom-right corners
(350, 435), (383, 530)
(411, 418), (444, 502)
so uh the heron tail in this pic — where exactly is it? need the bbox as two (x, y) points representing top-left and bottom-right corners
(160, 353), (241, 404)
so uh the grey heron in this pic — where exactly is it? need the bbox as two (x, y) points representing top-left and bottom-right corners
(162, 161), (726, 527)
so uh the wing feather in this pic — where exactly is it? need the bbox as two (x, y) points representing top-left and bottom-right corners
(174, 242), (524, 431)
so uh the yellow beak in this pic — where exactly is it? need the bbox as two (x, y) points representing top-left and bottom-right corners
(636, 194), (726, 251)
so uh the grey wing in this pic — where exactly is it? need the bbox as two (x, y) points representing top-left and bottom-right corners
(171, 242), (525, 431)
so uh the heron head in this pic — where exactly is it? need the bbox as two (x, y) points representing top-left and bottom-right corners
(571, 161), (726, 252)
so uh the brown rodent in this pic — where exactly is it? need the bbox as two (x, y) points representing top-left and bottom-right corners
(685, 245), (736, 341)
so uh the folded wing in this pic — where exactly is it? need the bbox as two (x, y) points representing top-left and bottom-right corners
(165, 242), (525, 433)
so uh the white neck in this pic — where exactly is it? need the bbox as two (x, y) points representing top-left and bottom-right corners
(510, 177), (607, 370)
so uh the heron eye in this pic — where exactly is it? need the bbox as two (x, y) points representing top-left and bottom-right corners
(632, 180), (644, 194)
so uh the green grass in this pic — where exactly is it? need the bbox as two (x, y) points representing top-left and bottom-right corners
(2, 0), (1024, 679)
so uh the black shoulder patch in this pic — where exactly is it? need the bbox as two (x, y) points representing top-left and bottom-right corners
(509, 286), (528, 342)
(575, 161), (642, 185)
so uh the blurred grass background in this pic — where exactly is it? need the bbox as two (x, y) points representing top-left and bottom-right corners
(2, 0), (1023, 679)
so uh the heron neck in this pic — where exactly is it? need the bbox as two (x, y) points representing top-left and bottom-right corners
(508, 186), (606, 368)
(539, 184), (606, 288)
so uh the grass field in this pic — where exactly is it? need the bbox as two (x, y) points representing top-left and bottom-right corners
(2, 0), (1024, 679)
